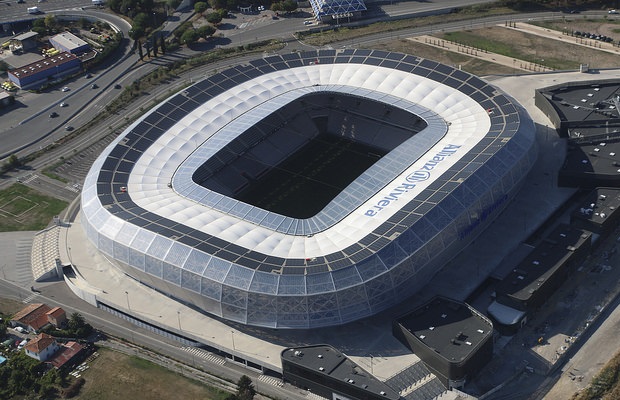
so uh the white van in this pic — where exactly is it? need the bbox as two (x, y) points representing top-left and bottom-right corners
(27, 6), (39, 13)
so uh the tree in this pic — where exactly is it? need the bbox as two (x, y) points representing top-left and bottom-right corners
(7, 154), (20, 168)
(67, 312), (92, 337)
(44, 14), (57, 31)
(206, 12), (223, 24)
(166, 0), (181, 10)
(197, 24), (216, 38)
(159, 35), (166, 54)
(137, 40), (144, 59)
(68, 312), (86, 331)
(208, 0), (227, 10)
(194, 1), (208, 13)
(236, 375), (255, 400)
(128, 26), (144, 39)
(152, 35), (158, 56)
(181, 29), (199, 44)
(281, 0), (297, 12)
(32, 18), (46, 28)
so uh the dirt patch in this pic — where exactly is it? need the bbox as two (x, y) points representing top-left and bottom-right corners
(537, 17), (620, 39)
(0, 297), (25, 316)
(437, 26), (620, 69)
(364, 20), (620, 75)
(360, 38), (515, 76)
(76, 348), (229, 400)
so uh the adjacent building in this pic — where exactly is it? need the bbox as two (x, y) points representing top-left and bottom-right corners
(10, 303), (67, 333)
(488, 224), (592, 333)
(49, 32), (91, 55)
(281, 344), (399, 400)
(7, 52), (81, 90)
(393, 296), (494, 388)
(24, 333), (60, 362)
(308, 0), (367, 23)
(570, 187), (620, 236)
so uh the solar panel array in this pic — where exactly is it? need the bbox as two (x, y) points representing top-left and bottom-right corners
(81, 49), (538, 328)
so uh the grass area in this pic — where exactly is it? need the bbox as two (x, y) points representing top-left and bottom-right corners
(437, 29), (581, 70)
(0, 184), (67, 231)
(0, 297), (26, 316)
(361, 38), (516, 75)
(76, 348), (231, 400)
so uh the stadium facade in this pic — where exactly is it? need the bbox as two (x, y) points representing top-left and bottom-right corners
(81, 49), (538, 329)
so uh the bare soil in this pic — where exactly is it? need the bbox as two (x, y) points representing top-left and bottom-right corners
(0, 297), (25, 316)
(75, 348), (228, 400)
(364, 20), (620, 75)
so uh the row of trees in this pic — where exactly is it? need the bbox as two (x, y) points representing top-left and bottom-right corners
(0, 352), (63, 398)
(137, 34), (167, 59)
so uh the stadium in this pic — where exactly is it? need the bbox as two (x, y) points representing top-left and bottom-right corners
(80, 49), (538, 329)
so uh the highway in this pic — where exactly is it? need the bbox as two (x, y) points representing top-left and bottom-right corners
(0, 0), (506, 161)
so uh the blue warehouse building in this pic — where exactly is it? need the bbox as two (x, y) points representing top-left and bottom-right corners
(8, 52), (81, 90)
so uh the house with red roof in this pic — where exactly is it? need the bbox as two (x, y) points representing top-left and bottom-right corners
(11, 303), (67, 333)
(24, 333), (60, 362)
(11, 303), (51, 333)
(49, 341), (85, 370)
(45, 307), (67, 328)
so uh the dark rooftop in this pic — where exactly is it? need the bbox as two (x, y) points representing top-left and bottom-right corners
(495, 224), (591, 302)
(281, 344), (400, 399)
(395, 297), (492, 363)
(571, 187), (620, 227)
(8, 52), (79, 80)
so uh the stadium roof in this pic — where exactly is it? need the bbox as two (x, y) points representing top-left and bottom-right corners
(124, 56), (491, 263)
(82, 49), (536, 328)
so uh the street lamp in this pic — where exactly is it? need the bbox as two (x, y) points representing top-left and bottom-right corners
(231, 330), (236, 351)
(177, 310), (181, 331)
(125, 291), (131, 311)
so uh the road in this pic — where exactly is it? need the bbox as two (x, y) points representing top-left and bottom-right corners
(0, 0), (508, 160)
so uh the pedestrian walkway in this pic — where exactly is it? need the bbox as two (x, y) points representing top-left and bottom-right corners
(30, 225), (61, 282)
(181, 346), (226, 365)
(257, 374), (284, 387)
(22, 292), (40, 303)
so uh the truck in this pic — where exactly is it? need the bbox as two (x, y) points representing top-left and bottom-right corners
(27, 6), (39, 13)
